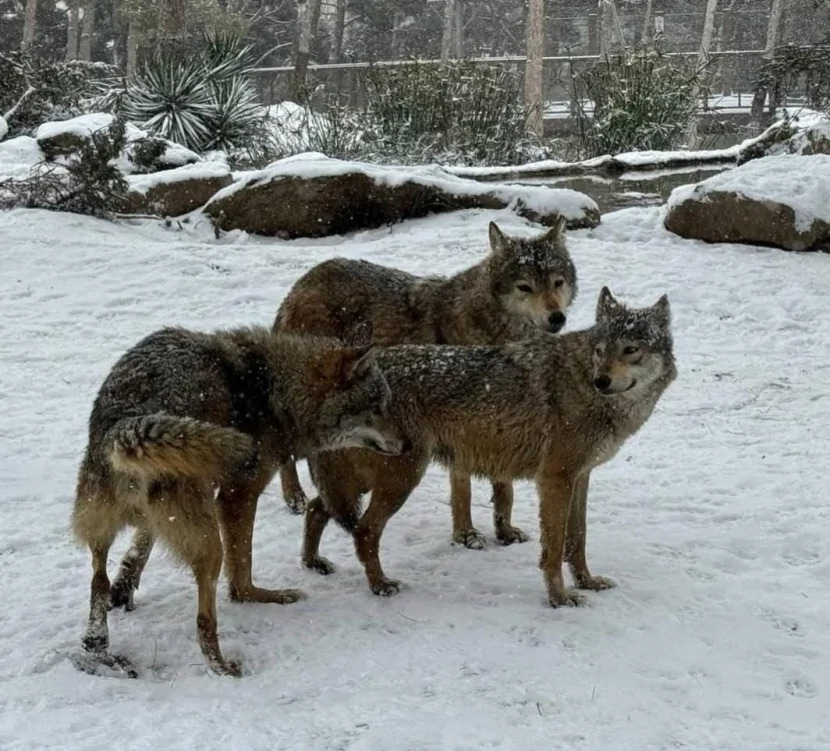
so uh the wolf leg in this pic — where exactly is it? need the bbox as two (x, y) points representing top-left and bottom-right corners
(536, 468), (583, 607)
(449, 468), (485, 549)
(217, 470), (306, 605)
(109, 524), (155, 611)
(302, 496), (337, 575)
(279, 462), (308, 514)
(491, 481), (529, 545)
(565, 472), (616, 591)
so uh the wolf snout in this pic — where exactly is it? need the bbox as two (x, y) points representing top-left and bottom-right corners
(547, 311), (567, 333)
(593, 375), (612, 393)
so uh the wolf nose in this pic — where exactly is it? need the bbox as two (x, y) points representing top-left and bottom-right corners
(400, 437), (413, 454)
(593, 375), (612, 391)
(548, 311), (566, 332)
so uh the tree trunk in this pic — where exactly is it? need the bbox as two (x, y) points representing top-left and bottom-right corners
(158, 0), (187, 53)
(750, 0), (786, 126)
(21, 0), (37, 50)
(453, 1), (463, 59)
(525, 0), (544, 138)
(687, 0), (718, 145)
(641, 0), (654, 45)
(441, 0), (456, 63)
(333, 0), (346, 62)
(126, 21), (139, 79)
(717, 0), (738, 95)
(79, 0), (97, 62)
(66, 3), (80, 61)
(293, 0), (321, 103)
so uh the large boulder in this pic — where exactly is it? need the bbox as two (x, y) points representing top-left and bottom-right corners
(737, 113), (830, 166)
(122, 162), (233, 217)
(665, 154), (830, 252)
(204, 152), (600, 238)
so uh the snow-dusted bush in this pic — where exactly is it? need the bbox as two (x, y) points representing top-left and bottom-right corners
(1, 120), (129, 216)
(571, 45), (710, 158)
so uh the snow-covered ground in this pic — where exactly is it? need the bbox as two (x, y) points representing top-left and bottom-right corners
(1, 202), (829, 750)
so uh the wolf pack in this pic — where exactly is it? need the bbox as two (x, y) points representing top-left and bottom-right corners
(71, 217), (677, 678)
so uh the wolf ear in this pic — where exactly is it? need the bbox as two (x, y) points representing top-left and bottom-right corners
(596, 286), (619, 320)
(541, 215), (567, 245)
(316, 345), (376, 388)
(652, 293), (672, 329)
(488, 221), (510, 255)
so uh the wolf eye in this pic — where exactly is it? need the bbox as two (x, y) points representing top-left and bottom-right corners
(623, 346), (640, 355)
(516, 283), (533, 293)
(553, 278), (564, 289)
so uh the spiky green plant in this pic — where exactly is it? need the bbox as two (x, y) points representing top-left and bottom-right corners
(122, 32), (264, 153)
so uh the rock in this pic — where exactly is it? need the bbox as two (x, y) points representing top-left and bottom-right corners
(204, 152), (600, 239)
(665, 154), (830, 252)
(0, 115), (8, 142)
(737, 113), (830, 166)
(122, 162), (233, 217)
(36, 113), (118, 160)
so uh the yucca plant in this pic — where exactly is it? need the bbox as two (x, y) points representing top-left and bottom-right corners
(122, 32), (265, 153)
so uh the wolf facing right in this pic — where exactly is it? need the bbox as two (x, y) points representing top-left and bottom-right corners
(301, 287), (677, 608)
(273, 218), (578, 551)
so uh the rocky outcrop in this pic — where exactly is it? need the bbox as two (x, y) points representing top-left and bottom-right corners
(122, 163), (233, 217)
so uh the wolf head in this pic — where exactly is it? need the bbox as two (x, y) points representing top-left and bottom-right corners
(590, 287), (676, 397)
(487, 219), (577, 334)
(310, 344), (407, 456)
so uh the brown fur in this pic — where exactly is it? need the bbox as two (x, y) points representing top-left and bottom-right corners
(72, 326), (403, 677)
(301, 288), (677, 606)
(274, 220), (577, 552)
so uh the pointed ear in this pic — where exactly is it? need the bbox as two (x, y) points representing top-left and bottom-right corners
(595, 286), (619, 320)
(652, 293), (671, 329)
(541, 215), (567, 245)
(488, 221), (509, 255)
(315, 345), (375, 388)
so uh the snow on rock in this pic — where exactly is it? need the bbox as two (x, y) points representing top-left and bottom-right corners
(0, 135), (45, 180)
(0, 115), (8, 141)
(204, 152), (600, 238)
(123, 162), (233, 217)
(665, 154), (830, 251)
(737, 111), (830, 166)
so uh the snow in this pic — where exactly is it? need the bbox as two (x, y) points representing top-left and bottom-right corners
(0, 135), (44, 180)
(667, 154), (830, 233)
(2, 200), (830, 750)
(126, 161), (232, 195)
(207, 152), (600, 223)
(35, 113), (123, 142)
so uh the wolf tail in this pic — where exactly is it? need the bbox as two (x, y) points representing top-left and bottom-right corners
(106, 414), (254, 481)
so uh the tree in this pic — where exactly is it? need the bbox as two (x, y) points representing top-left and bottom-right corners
(441, 0), (456, 62)
(78, 1), (97, 61)
(22, 0), (37, 49)
(751, 0), (787, 126)
(640, 0), (653, 44)
(525, 0), (543, 138)
(66, 2), (80, 60)
(332, 0), (347, 62)
(686, 0), (718, 145)
(293, 0), (322, 101)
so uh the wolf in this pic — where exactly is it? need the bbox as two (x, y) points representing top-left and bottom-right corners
(71, 326), (404, 678)
(273, 218), (578, 551)
(300, 287), (677, 608)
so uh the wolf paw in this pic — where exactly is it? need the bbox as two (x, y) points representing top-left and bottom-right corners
(285, 491), (308, 515)
(548, 588), (585, 608)
(496, 524), (529, 546)
(371, 577), (401, 597)
(208, 658), (242, 678)
(576, 574), (616, 591)
(108, 581), (136, 611)
(304, 555), (336, 575)
(81, 631), (108, 654)
(71, 650), (138, 679)
(453, 528), (486, 550)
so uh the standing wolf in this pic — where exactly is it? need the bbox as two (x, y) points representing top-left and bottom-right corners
(274, 219), (577, 550)
(301, 288), (677, 607)
(72, 326), (404, 677)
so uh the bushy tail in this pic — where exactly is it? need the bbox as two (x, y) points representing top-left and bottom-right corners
(106, 414), (254, 481)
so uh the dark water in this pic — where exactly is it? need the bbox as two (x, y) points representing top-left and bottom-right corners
(520, 166), (730, 214)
